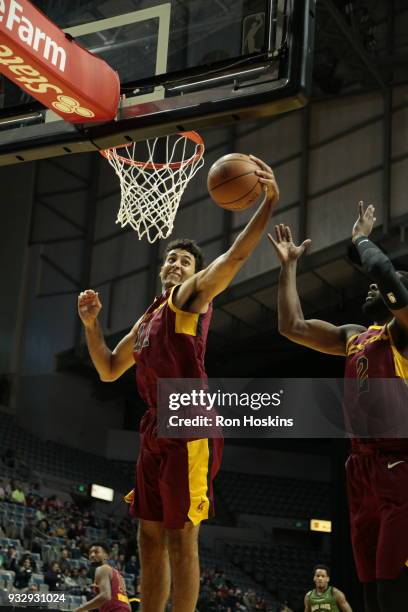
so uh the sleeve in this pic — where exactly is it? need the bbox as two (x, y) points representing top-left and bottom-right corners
(353, 237), (408, 310)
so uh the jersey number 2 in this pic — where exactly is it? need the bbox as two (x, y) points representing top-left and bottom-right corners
(356, 355), (369, 393)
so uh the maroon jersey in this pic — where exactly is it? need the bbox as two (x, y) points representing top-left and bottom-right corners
(97, 567), (130, 612)
(133, 286), (213, 409)
(344, 325), (408, 451)
(128, 284), (223, 529)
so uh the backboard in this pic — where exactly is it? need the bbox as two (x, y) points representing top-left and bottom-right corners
(0, 0), (316, 165)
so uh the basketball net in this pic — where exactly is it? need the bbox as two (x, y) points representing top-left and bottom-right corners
(100, 132), (205, 243)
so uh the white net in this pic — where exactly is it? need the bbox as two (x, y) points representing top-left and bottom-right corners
(100, 132), (205, 243)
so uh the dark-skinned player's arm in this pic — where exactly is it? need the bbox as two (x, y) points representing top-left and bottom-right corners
(74, 565), (111, 612)
(174, 156), (280, 312)
(270, 224), (365, 356)
(304, 593), (312, 612)
(352, 201), (408, 331)
(78, 290), (142, 382)
(333, 587), (353, 612)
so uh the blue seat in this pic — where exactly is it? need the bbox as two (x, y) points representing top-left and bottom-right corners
(0, 569), (15, 588)
(31, 573), (45, 586)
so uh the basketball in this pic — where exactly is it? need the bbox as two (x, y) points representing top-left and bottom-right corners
(207, 153), (263, 210)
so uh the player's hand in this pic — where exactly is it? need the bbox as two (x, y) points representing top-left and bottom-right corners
(78, 289), (102, 327)
(268, 224), (311, 265)
(352, 201), (376, 241)
(249, 155), (280, 205)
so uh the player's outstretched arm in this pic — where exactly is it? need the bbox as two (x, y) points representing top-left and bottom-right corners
(270, 224), (365, 356)
(74, 565), (112, 612)
(333, 587), (353, 612)
(174, 156), (279, 311)
(78, 289), (138, 382)
(352, 201), (408, 330)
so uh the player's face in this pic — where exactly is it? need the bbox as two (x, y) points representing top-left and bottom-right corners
(362, 283), (391, 324)
(313, 569), (329, 590)
(160, 249), (196, 289)
(89, 546), (107, 566)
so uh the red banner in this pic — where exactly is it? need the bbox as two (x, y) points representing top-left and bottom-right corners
(0, 0), (120, 122)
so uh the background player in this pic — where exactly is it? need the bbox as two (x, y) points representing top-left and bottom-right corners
(74, 543), (130, 612)
(269, 203), (408, 612)
(78, 156), (279, 612)
(304, 564), (353, 611)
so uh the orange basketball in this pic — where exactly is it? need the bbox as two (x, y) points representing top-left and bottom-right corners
(207, 153), (263, 210)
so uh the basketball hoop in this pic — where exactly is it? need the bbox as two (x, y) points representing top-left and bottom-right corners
(99, 131), (205, 243)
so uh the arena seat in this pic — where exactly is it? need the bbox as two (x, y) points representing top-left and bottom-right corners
(215, 471), (330, 519)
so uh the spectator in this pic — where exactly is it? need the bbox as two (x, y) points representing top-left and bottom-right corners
(110, 542), (119, 562)
(63, 568), (79, 591)
(243, 589), (257, 611)
(67, 521), (77, 540)
(225, 588), (238, 610)
(33, 519), (50, 542)
(14, 558), (33, 590)
(73, 520), (85, 539)
(20, 553), (37, 572)
(59, 547), (71, 573)
(44, 561), (64, 591)
(54, 522), (67, 538)
(11, 480), (26, 505)
(35, 502), (46, 522)
(77, 566), (92, 596)
(125, 555), (138, 575)
(70, 567), (82, 591)
(3, 546), (18, 572)
(29, 482), (41, 498)
(115, 553), (126, 572)
(48, 495), (64, 512)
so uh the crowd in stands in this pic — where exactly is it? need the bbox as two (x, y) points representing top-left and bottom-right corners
(197, 568), (295, 611)
(198, 568), (286, 612)
(0, 476), (280, 610)
(0, 475), (138, 603)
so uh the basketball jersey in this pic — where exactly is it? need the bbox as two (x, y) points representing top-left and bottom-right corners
(97, 567), (130, 612)
(307, 587), (339, 611)
(133, 285), (213, 409)
(344, 325), (408, 451)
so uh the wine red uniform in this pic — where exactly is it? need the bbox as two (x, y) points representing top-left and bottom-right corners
(344, 325), (408, 582)
(98, 567), (130, 612)
(127, 285), (223, 529)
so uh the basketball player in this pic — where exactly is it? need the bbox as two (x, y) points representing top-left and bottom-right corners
(305, 565), (353, 611)
(78, 155), (279, 612)
(74, 543), (130, 612)
(269, 202), (408, 612)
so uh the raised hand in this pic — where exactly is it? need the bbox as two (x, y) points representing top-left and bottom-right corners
(249, 154), (280, 206)
(352, 201), (376, 241)
(78, 289), (102, 327)
(268, 224), (311, 265)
